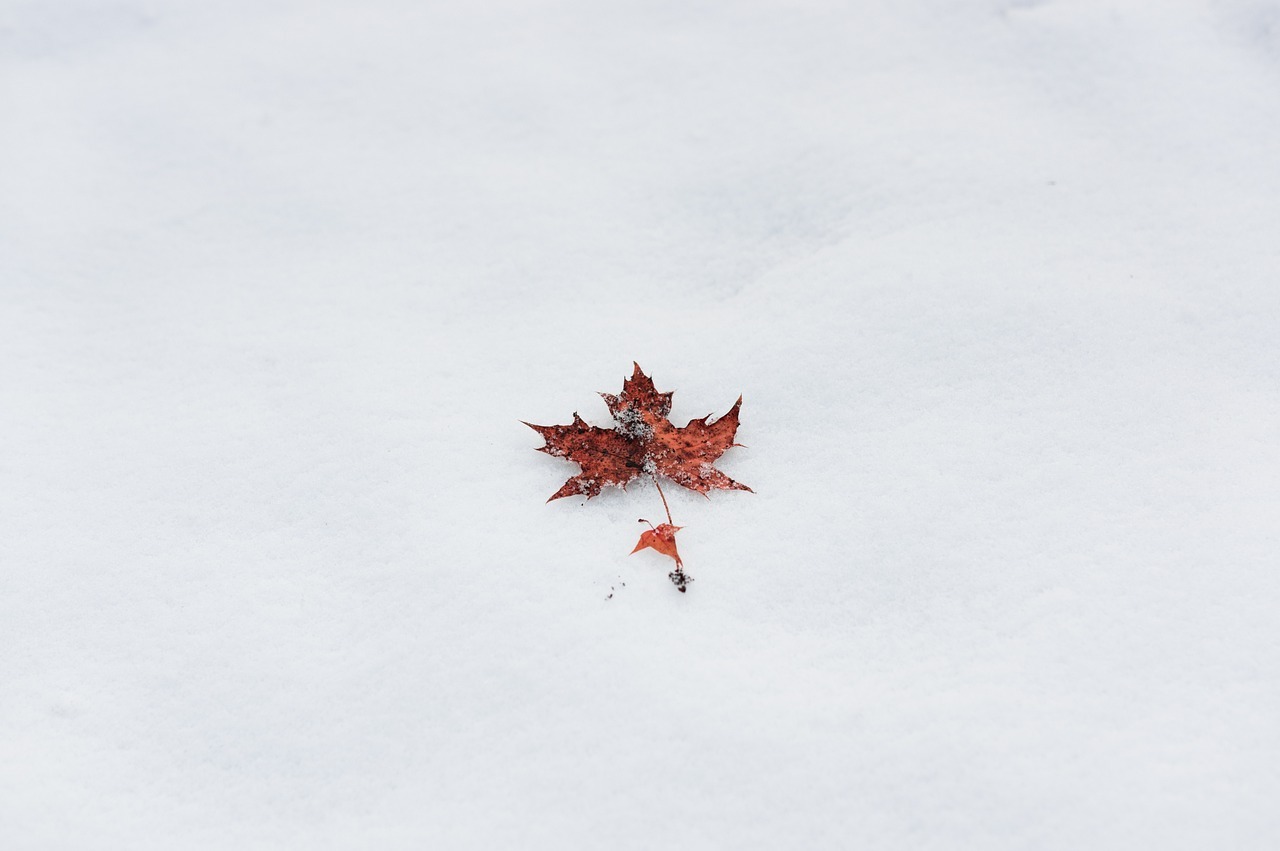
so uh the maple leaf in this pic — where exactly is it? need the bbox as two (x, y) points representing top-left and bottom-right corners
(524, 363), (751, 502)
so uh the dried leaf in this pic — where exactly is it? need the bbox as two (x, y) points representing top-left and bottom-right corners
(524, 363), (751, 502)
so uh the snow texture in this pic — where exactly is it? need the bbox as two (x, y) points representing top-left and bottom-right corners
(3, 0), (1279, 848)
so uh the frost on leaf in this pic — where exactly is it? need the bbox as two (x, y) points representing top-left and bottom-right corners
(524, 363), (751, 502)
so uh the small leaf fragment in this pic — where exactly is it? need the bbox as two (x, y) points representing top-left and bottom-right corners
(630, 522), (683, 570)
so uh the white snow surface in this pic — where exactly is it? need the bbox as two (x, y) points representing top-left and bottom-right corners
(4, 0), (1280, 847)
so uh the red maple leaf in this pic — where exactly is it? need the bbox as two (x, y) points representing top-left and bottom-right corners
(523, 362), (751, 502)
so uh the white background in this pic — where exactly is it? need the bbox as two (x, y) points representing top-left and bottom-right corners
(3, 0), (1279, 847)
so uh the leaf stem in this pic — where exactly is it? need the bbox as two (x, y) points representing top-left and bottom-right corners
(652, 475), (673, 526)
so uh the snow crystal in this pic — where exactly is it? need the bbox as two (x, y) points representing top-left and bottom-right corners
(612, 405), (654, 440)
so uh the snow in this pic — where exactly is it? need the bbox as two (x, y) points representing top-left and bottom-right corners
(3, 0), (1279, 847)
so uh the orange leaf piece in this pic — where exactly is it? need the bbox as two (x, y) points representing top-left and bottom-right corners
(524, 363), (751, 502)
(631, 521), (693, 592)
(630, 523), (683, 569)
